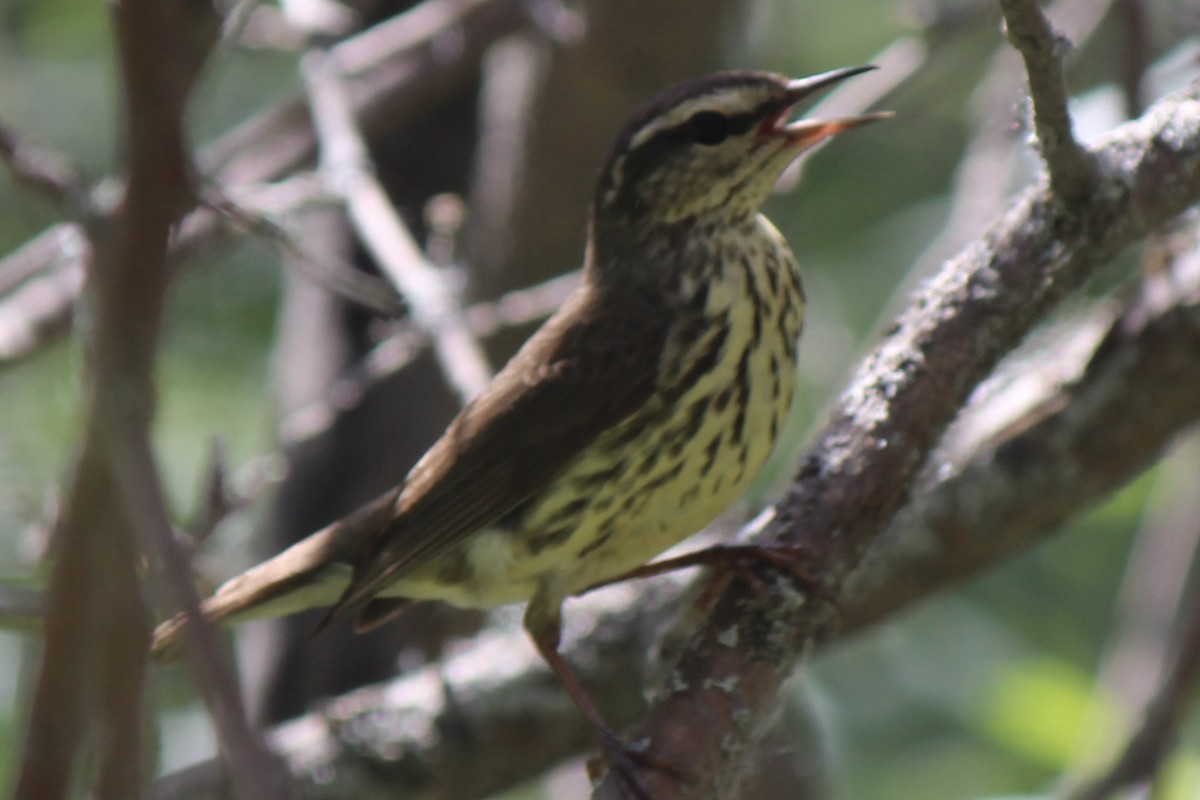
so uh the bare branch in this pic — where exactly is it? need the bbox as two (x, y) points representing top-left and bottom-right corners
(1117, 0), (1149, 118)
(207, 0), (533, 189)
(8, 0), (269, 794)
(302, 50), (493, 402)
(0, 258), (85, 368)
(0, 0), (537, 368)
(0, 225), (86, 295)
(0, 120), (88, 213)
(842, 221), (1200, 630)
(1079, 602), (1200, 797)
(113, 434), (291, 800)
(908, 0), (1114, 278)
(998, 0), (1099, 202)
(189, 448), (288, 545)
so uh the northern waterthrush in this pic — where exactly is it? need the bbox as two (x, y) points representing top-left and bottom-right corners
(153, 66), (886, 786)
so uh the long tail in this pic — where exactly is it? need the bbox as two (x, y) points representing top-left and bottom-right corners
(150, 488), (399, 661)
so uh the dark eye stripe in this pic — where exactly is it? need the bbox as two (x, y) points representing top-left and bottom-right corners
(596, 93), (787, 217)
(606, 110), (767, 213)
(711, 111), (759, 138)
(686, 111), (729, 145)
(669, 110), (759, 148)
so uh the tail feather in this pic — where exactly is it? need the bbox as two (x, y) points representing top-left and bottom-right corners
(150, 488), (400, 661)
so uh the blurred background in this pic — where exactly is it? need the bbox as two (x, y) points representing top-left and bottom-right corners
(2, 0), (1200, 797)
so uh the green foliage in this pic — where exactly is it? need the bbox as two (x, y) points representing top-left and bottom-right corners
(976, 658), (1119, 769)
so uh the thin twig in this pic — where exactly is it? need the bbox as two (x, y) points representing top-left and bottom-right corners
(998, 0), (1099, 202)
(187, 447), (288, 542)
(1117, 0), (1148, 118)
(302, 49), (493, 403)
(113, 435), (291, 800)
(1092, 594), (1200, 795)
(0, 0), (535, 368)
(0, 119), (89, 213)
(202, 183), (404, 316)
(897, 0), (1114, 305)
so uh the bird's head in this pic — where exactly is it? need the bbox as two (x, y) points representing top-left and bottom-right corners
(593, 67), (889, 232)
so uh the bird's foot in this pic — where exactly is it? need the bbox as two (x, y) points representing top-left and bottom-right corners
(699, 543), (834, 603)
(585, 726), (686, 799)
(588, 542), (837, 610)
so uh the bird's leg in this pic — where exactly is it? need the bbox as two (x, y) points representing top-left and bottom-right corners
(584, 542), (838, 610)
(523, 593), (682, 798)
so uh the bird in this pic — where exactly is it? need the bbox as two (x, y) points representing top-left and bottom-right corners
(153, 66), (887, 788)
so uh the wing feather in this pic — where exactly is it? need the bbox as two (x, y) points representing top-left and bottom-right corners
(328, 281), (670, 618)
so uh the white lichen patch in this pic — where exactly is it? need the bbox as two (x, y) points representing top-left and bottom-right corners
(703, 675), (740, 693)
(716, 625), (739, 649)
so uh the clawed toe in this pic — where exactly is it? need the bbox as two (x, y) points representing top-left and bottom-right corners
(586, 727), (686, 799)
(699, 544), (839, 611)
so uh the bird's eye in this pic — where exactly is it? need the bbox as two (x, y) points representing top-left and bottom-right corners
(685, 111), (730, 146)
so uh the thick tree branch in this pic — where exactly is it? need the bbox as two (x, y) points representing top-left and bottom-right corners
(842, 223), (1200, 630)
(154, 581), (672, 800)
(592, 81), (1200, 800)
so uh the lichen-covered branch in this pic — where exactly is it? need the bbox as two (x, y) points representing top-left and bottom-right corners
(843, 225), (1200, 631)
(591, 80), (1200, 800)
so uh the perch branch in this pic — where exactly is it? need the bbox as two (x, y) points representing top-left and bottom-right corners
(591, 79), (1200, 800)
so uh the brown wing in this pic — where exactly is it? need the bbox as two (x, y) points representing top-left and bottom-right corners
(325, 281), (670, 621)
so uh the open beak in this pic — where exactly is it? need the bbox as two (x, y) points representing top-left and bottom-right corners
(764, 65), (893, 149)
